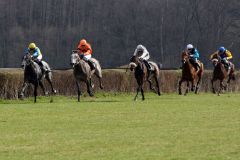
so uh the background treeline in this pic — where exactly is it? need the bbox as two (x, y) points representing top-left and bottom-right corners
(1, 0), (240, 69)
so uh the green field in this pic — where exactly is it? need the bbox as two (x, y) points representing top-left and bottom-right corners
(0, 93), (239, 160)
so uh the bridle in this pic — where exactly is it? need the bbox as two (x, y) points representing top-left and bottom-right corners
(182, 52), (190, 65)
(22, 54), (34, 68)
(70, 52), (84, 68)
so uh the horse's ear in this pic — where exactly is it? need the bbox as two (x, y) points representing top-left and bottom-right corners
(72, 50), (78, 54)
(129, 56), (133, 62)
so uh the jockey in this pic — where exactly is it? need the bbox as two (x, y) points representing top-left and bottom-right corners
(133, 44), (152, 72)
(217, 46), (232, 71)
(77, 39), (95, 70)
(25, 43), (47, 73)
(185, 44), (200, 72)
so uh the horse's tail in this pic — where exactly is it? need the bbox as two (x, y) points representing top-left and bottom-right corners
(232, 74), (236, 81)
(230, 63), (236, 81)
(157, 63), (162, 70)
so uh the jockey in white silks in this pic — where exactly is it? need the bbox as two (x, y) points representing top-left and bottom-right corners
(133, 44), (152, 71)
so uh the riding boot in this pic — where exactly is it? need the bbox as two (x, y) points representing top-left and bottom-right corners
(195, 63), (200, 72)
(143, 60), (152, 79)
(226, 64), (231, 75)
(39, 61), (48, 74)
(88, 60), (95, 70)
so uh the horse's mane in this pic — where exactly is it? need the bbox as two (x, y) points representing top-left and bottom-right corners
(181, 50), (189, 60)
(210, 52), (219, 60)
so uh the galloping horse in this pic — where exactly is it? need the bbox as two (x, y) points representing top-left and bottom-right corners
(20, 54), (56, 102)
(210, 52), (235, 95)
(70, 51), (103, 102)
(129, 55), (161, 101)
(179, 51), (204, 95)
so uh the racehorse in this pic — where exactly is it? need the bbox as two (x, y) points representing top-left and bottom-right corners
(70, 51), (103, 102)
(20, 54), (56, 102)
(129, 55), (161, 101)
(179, 51), (204, 95)
(210, 52), (235, 95)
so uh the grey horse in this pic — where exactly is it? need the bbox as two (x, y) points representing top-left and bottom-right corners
(20, 54), (56, 102)
(70, 51), (103, 102)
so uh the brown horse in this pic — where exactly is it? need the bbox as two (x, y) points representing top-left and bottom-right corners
(179, 51), (204, 95)
(210, 52), (235, 95)
(129, 55), (161, 101)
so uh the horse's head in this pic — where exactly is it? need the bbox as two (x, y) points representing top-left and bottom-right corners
(129, 55), (140, 71)
(210, 52), (221, 67)
(21, 56), (26, 68)
(181, 51), (189, 65)
(70, 50), (81, 67)
(21, 54), (33, 68)
(212, 58), (219, 67)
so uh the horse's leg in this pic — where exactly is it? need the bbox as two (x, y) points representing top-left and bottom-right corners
(39, 81), (47, 96)
(134, 86), (140, 101)
(95, 73), (103, 89)
(89, 78), (94, 89)
(191, 80), (195, 92)
(76, 81), (81, 102)
(147, 79), (155, 91)
(184, 81), (190, 96)
(20, 82), (28, 98)
(227, 75), (231, 84)
(87, 80), (94, 97)
(178, 79), (183, 95)
(218, 80), (223, 96)
(195, 76), (201, 94)
(141, 85), (145, 101)
(34, 83), (38, 103)
(211, 79), (216, 94)
(46, 73), (57, 94)
(154, 76), (161, 96)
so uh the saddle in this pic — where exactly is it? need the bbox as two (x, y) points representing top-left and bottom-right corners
(35, 60), (50, 73)
(223, 61), (233, 73)
(189, 59), (201, 72)
(141, 60), (152, 71)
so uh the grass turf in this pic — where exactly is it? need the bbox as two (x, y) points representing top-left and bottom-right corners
(0, 93), (239, 160)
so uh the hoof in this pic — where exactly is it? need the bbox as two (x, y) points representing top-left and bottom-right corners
(19, 94), (24, 100)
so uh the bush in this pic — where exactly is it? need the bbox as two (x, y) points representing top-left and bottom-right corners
(0, 69), (239, 99)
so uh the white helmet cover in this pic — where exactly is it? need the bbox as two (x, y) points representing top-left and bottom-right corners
(137, 44), (145, 51)
(186, 44), (194, 50)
